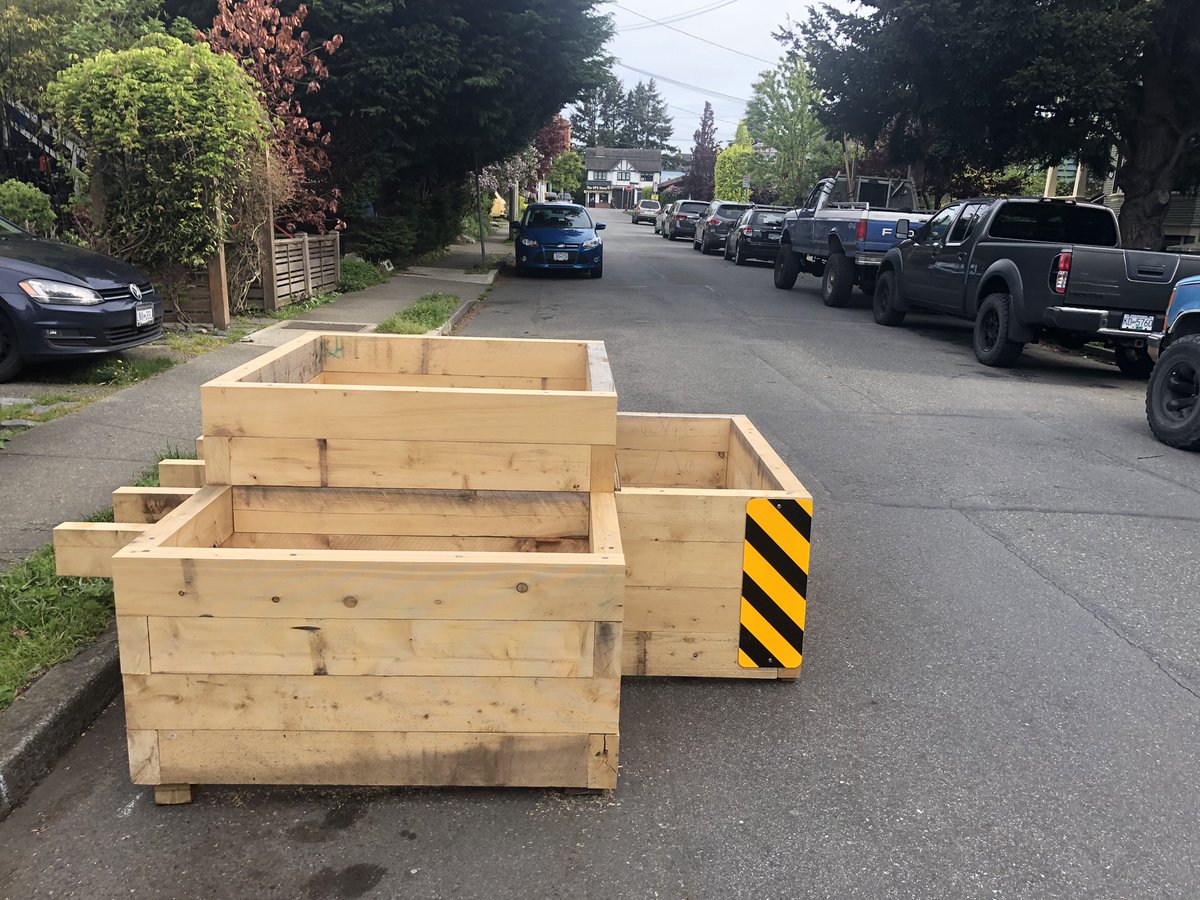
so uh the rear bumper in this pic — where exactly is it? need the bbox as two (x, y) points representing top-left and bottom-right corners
(1147, 332), (1166, 362)
(670, 221), (697, 236)
(1042, 306), (1164, 341)
(740, 239), (781, 259)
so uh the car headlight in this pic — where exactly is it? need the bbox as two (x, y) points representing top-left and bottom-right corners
(519, 237), (539, 247)
(20, 279), (103, 305)
(582, 237), (602, 250)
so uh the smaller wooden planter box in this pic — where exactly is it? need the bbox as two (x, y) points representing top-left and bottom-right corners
(111, 484), (624, 797)
(615, 413), (813, 679)
(199, 332), (618, 493)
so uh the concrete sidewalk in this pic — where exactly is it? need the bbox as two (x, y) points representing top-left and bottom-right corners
(0, 232), (507, 817)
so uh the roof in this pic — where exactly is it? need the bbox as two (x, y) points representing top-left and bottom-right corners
(581, 147), (663, 170)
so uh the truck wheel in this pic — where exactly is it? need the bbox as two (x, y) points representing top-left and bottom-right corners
(1145, 335), (1200, 450)
(1115, 345), (1154, 380)
(0, 313), (22, 382)
(872, 271), (906, 326)
(821, 253), (854, 308)
(973, 293), (1025, 367)
(773, 245), (800, 290)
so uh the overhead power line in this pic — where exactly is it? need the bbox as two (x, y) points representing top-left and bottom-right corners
(617, 0), (740, 32)
(611, 2), (776, 64)
(667, 104), (742, 127)
(614, 61), (750, 104)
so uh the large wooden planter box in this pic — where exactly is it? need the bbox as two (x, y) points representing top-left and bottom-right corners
(113, 484), (624, 794)
(615, 413), (812, 679)
(199, 332), (618, 493)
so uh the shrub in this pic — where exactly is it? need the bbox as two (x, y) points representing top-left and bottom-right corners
(341, 215), (416, 262)
(338, 257), (387, 292)
(0, 180), (55, 235)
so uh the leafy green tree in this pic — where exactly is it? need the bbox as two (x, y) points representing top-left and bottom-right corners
(714, 122), (753, 201)
(547, 149), (584, 197)
(744, 55), (840, 206)
(0, 179), (55, 234)
(0, 0), (76, 104)
(793, 0), (1200, 248)
(46, 34), (269, 272)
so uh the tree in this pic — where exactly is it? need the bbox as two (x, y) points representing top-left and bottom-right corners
(206, 0), (343, 230)
(792, 0), (1200, 248)
(46, 35), (269, 278)
(714, 122), (753, 202)
(547, 149), (583, 198)
(744, 54), (840, 206)
(533, 115), (572, 179)
(682, 102), (718, 200)
(0, 179), (55, 234)
(619, 80), (674, 150)
(571, 73), (626, 148)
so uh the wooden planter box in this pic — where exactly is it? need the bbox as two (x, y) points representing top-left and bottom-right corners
(199, 332), (618, 493)
(112, 484), (624, 797)
(615, 413), (812, 679)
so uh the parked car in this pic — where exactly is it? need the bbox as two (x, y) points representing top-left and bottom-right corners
(694, 201), (753, 254)
(1146, 275), (1200, 449)
(513, 202), (605, 278)
(0, 217), (163, 382)
(664, 200), (709, 241)
(654, 202), (674, 234)
(775, 175), (933, 306)
(630, 199), (661, 225)
(873, 197), (1200, 374)
(723, 207), (789, 265)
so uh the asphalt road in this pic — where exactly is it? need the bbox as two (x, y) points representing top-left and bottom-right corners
(2, 208), (1198, 899)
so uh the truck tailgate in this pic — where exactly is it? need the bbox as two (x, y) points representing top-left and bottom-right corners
(1070, 247), (1200, 313)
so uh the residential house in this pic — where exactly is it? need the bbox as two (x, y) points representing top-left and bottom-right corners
(581, 148), (663, 209)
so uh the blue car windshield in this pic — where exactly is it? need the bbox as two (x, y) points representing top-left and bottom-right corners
(526, 207), (593, 229)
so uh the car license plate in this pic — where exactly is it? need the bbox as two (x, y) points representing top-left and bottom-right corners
(135, 303), (154, 327)
(768, 231), (781, 238)
(553, 252), (569, 262)
(1120, 313), (1155, 332)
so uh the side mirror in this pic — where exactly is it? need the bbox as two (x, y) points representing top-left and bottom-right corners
(595, 222), (606, 231)
(895, 218), (910, 240)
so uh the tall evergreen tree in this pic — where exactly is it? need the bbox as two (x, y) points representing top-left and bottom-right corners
(620, 79), (674, 150)
(682, 102), (718, 200)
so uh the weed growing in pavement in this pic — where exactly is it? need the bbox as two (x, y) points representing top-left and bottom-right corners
(375, 292), (462, 334)
(262, 290), (340, 320)
(465, 252), (509, 274)
(75, 355), (176, 386)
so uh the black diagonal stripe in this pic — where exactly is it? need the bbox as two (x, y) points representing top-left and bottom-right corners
(742, 571), (805, 655)
(738, 623), (777, 667)
(770, 499), (812, 543)
(744, 516), (809, 597)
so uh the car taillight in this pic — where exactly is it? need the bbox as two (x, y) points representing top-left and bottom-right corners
(1053, 249), (1072, 294)
(856, 218), (868, 242)
(676, 214), (688, 220)
(742, 225), (753, 236)
(708, 217), (721, 225)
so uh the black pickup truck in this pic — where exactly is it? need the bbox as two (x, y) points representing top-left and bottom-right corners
(873, 197), (1200, 375)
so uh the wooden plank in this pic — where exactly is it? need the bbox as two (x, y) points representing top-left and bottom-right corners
(616, 488), (755, 544)
(317, 372), (586, 391)
(318, 334), (590, 380)
(616, 412), (731, 452)
(622, 631), (783, 679)
(727, 416), (810, 494)
(587, 733), (619, 789)
(222, 533), (590, 553)
(592, 622), (622, 680)
(113, 488), (199, 524)
(126, 730), (160, 784)
(202, 436), (232, 486)
(194, 436), (204, 460)
(588, 491), (622, 555)
(145, 617), (595, 678)
(154, 730), (598, 787)
(112, 552), (624, 621)
(231, 487), (590, 539)
(154, 784), (193, 805)
(623, 586), (739, 633)
(615, 448), (727, 488)
(53, 522), (149, 576)
(585, 341), (616, 392)
(223, 437), (593, 491)
(157, 459), (206, 488)
(115, 486), (233, 556)
(117, 616), (151, 674)
(623, 538), (743, 589)
(207, 333), (321, 385)
(589, 445), (617, 494)
(124, 673), (620, 733)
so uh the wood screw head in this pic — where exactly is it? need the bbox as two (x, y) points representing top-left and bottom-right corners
(515, 582), (529, 593)
(271, 596), (281, 603)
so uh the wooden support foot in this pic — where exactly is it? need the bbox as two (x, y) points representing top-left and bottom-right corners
(154, 784), (194, 805)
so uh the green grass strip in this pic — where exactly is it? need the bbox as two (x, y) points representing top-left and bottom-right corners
(375, 292), (462, 335)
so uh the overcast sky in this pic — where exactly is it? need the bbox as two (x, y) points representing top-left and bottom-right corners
(600, 0), (812, 152)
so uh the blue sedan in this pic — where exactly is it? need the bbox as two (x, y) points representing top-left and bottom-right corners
(513, 203), (605, 278)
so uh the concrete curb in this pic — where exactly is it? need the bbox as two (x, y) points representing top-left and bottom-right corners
(0, 625), (120, 820)
(435, 294), (485, 335)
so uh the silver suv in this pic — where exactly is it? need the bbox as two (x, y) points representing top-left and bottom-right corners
(630, 199), (661, 225)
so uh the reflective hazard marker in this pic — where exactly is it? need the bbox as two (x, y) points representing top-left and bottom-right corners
(738, 498), (811, 669)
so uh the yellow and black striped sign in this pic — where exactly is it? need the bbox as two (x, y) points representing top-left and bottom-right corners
(738, 497), (811, 669)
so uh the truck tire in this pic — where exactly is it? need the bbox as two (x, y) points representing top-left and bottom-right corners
(1115, 345), (1154, 379)
(773, 244), (800, 290)
(0, 313), (22, 382)
(973, 293), (1025, 367)
(821, 253), (854, 308)
(872, 270), (906, 326)
(1145, 335), (1200, 450)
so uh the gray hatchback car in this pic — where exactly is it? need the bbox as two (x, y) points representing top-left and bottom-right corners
(693, 201), (753, 254)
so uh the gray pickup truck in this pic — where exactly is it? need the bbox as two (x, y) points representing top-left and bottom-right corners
(873, 197), (1200, 376)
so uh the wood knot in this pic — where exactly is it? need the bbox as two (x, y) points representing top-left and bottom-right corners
(515, 582), (529, 593)
(343, 596), (358, 608)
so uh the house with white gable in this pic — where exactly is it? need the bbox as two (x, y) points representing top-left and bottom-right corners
(581, 147), (663, 209)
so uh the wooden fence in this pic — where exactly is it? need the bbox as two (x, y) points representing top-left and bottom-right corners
(249, 233), (341, 311)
